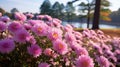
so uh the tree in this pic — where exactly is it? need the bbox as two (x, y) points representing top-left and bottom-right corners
(59, 3), (65, 19)
(65, 2), (75, 22)
(92, 0), (111, 29)
(92, 0), (101, 29)
(4, 12), (12, 18)
(52, 2), (62, 18)
(11, 8), (19, 13)
(78, 0), (95, 28)
(78, 0), (111, 29)
(100, 0), (111, 21)
(40, 0), (52, 15)
(0, 7), (5, 15)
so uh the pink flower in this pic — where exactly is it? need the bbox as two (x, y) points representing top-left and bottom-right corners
(75, 55), (94, 67)
(27, 44), (42, 58)
(13, 29), (30, 43)
(53, 39), (68, 55)
(25, 13), (34, 19)
(36, 15), (45, 20)
(75, 47), (89, 56)
(69, 42), (81, 50)
(82, 29), (91, 37)
(92, 44), (103, 54)
(97, 30), (104, 35)
(97, 56), (110, 67)
(64, 24), (73, 32)
(28, 20), (43, 26)
(64, 32), (76, 44)
(31, 22), (49, 36)
(8, 21), (23, 33)
(37, 15), (52, 21)
(47, 28), (63, 41)
(0, 12), (2, 17)
(42, 15), (52, 21)
(14, 12), (26, 21)
(26, 35), (36, 45)
(44, 48), (53, 56)
(23, 23), (32, 30)
(0, 16), (10, 22)
(73, 31), (83, 40)
(38, 62), (50, 67)
(0, 39), (15, 54)
(52, 18), (62, 27)
(0, 21), (6, 32)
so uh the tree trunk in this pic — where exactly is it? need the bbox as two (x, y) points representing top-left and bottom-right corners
(92, 0), (101, 29)
(87, 5), (90, 28)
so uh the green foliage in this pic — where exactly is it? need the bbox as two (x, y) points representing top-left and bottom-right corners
(0, 7), (5, 15)
(40, 0), (52, 15)
(11, 8), (19, 14)
(100, 0), (111, 21)
(51, 2), (65, 19)
(65, 2), (76, 22)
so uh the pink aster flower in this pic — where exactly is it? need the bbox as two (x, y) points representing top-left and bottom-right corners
(64, 24), (73, 32)
(26, 35), (36, 45)
(27, 44), (42, 58)
(36, 15), (45, 20)
(0, 16), (10, 22)
(75, 47), (89, 56)
(53, 39), (68, 55)
(0, 21), (6, 32)
(75, 55), (94, 67)
(37, 15), (52, 22)
(25, 13), (34, 19)
(27, 20), (43, 26)
(13, 29), (30, 43)
(43, 15), (52, 21)
(73, 31), (83, 40)
(69, 42), (81, 50)
(52, 18), (62, 27)
(97, 30), (104, 35)
(0, 39), (15, 54)
(0, 12), (2, 17)
(14, 12), (26, 21)
(31, 22), (49, 36)
(8, 21), (23, 33)
(38, 62), (50, 67)
(82, 29), (91, 37)
(47, 28), (63, 41)
(64, 32), (76, 44)
(90, 30), (97, 36)
(44, 48), (53, 56)
(23, 23), (32, 30)
(97, 56), (110, 67)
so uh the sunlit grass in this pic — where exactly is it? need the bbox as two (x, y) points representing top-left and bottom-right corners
(75, 28), (120, 37)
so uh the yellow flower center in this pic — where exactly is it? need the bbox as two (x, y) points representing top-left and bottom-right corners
(81, 60), (89, 67)
(53, 33), (58, 38)
(37, 27), (42, 32)
(58, 43), (64, 50)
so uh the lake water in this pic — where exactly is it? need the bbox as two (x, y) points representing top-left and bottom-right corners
(62, 22), (120, 29)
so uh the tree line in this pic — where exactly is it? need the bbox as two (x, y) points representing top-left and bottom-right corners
(0, 0), (118, 29)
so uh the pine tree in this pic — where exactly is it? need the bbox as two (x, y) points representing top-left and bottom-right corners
(40, 0), (52, 15)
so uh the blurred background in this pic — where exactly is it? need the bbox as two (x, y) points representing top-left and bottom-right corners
(0, 0), (120, 29)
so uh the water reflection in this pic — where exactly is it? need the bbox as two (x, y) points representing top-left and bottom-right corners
(62, 22), (120, 28)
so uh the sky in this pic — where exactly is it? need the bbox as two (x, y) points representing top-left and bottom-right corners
(0, 0), (120, 13)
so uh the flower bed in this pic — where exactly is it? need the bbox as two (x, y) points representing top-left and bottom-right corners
(0, 12), (120, 67)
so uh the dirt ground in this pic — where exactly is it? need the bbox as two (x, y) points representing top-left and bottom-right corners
(101, 29), (120, 37)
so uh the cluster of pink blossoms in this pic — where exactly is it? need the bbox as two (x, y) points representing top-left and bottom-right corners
(0, 12), (120, 67)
